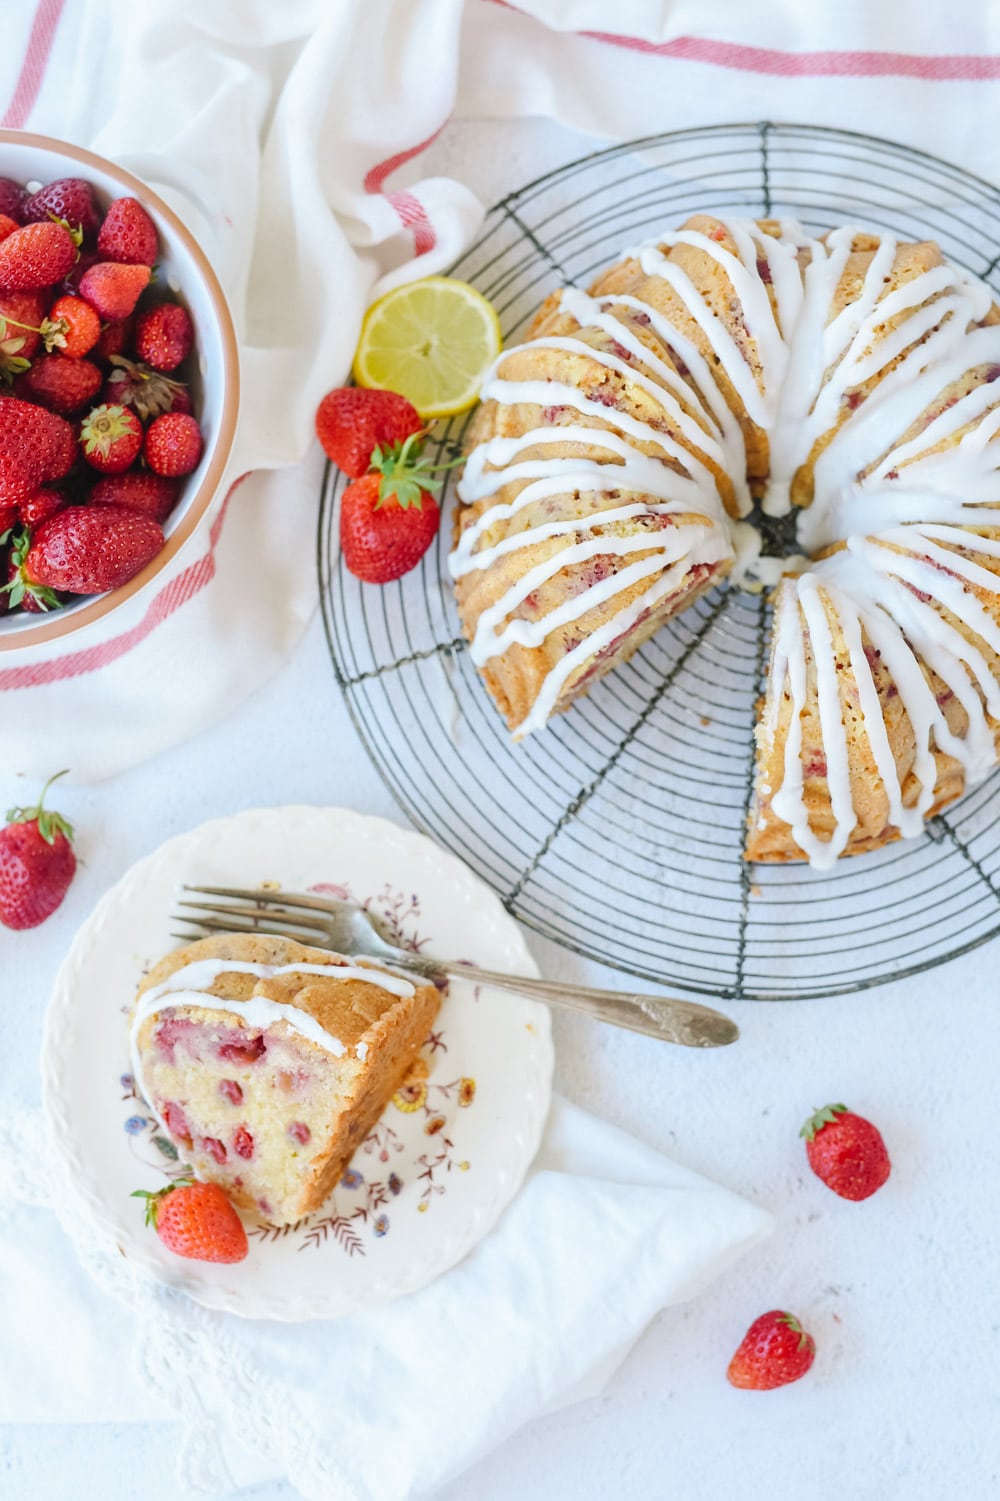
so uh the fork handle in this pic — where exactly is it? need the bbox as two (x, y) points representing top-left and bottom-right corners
(391, 957), (738, 1048)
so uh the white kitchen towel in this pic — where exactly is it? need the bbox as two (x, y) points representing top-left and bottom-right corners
(3, 0), (999, 778)
(1, 1096), (771, 1499)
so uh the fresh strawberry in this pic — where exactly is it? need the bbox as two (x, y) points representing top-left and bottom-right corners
(134, 302), (193, 372)
(801, 1103), (891, 1202)
(339, 432), (455, 583)
(102, 354), (187, 421)
(0, 290), (47, 358)
(132, 1177), (248, 1264)
(143, 411), (203, 476)
(19, 504), (163, 595)
(91, 313), (134, 362)
(727, 1311), (816, 1391)
(79, 402), (143, 473)
(19, 354), (102, 415)
(78, 260), (150, 320)
(19, 487), (67, 528)
(24, 178), (101, 241)
(0, 178), (27, 224)
(0, 215), (18, 244)
(0, 502), (17, 535)
(89, 470), (178, 523)
(44, 294), (101, 358)
(316, 386), (422, 478)
(0, 221), (77, 291)
(97, 196), (158, 267)
(0, 398), (75, 503)
(0, 770), (76, 930)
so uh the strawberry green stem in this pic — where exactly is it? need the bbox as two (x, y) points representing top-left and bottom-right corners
(131, 1175), (194, 1228)
(370, 430), (466, 509)
(0, 527), (61, 613)
(799, 1102), (848, 1141)
(6, 768), (74, 844)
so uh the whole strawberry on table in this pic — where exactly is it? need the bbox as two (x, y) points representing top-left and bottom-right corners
(316, 385), (460, 584)
(0, 173), (205, 615)
(801, 1101), (891, 1201)
(727, 1310), (816, 1391)
(0, 769), (76, 929)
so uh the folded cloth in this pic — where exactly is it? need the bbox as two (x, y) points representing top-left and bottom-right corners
(0, 0), (481, 783)
(4, 0), (996, 780)
(0, 1097), (771, 1498)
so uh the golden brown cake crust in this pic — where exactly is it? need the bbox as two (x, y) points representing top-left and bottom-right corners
(137, 932), (430, 1054)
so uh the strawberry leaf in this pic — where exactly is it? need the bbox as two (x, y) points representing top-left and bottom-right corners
(8, 527), (29, 569)
(46, 212), (83, 249)
(778, 1313), (815, 1355)
(131, 1174), (193, 1228)
(369, 430), (462, 511)
(0, 346), (30, 385)
(799, 1102), (848, 1141)
(6, 769), (74, 844)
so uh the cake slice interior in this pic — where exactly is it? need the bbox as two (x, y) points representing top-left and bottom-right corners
(131, 933), (441, 1225)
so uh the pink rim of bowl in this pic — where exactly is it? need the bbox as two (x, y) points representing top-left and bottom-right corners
(0, 129), (240, 652)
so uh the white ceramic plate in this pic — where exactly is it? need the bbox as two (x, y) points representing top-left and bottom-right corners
(41, 807), (553, 1320)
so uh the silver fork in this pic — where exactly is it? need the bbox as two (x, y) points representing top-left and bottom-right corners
(172, 884), (739, 1049)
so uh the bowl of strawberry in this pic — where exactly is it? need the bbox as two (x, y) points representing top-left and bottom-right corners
(0, 131), (239, 648)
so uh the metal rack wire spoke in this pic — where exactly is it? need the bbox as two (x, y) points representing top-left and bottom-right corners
(319, 121), (1000, 1000)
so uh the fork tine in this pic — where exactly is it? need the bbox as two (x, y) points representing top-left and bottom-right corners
(176, 898), (331, 933)
(183, 884), (345, 914)
(170, 913), (334, 948)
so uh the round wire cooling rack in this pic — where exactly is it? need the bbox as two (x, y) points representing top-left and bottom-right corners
(320, 121), (1000, 1001)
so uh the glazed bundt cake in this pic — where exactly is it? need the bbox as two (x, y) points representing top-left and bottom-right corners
(130, 934), (440, 1224)
(450, 214), (1000, 868)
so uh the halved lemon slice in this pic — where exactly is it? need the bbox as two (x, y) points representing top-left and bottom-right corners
(352, 276), (502, 419)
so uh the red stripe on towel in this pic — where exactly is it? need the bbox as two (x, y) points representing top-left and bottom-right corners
(580, 29), (1000, 79)
(365, 124), (447, 256)
(486, 1), (1000, 80)
(2, 0), (66, 128)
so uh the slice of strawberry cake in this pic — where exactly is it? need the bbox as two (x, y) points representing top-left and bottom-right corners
(130, 933), (440, 1225)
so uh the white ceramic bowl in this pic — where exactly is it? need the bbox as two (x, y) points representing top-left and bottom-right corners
(0, 129), (240, 651)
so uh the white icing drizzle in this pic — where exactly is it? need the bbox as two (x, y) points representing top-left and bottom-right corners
(453, 214), (1000, 860)
(129, 957), (414, 1120)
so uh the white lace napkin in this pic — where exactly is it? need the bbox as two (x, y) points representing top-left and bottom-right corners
(1, 1098), (770, 1499)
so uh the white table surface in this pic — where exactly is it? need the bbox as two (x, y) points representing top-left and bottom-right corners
(3, 118), (999, 1501)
